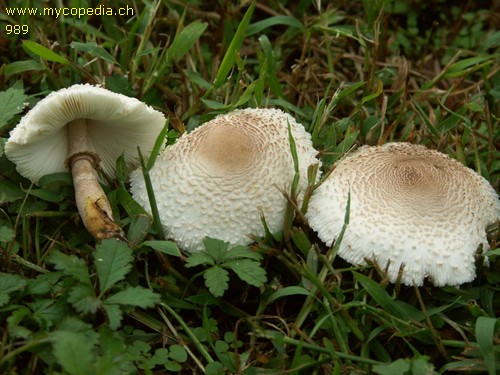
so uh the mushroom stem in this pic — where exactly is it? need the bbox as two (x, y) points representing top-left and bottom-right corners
(67, 119), (124, 240)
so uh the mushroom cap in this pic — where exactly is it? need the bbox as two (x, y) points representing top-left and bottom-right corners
(130, 108), (321, 252)
(306, 142), (500, 286)
(5, 83), (166, 184)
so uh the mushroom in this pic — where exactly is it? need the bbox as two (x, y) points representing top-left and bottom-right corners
(5, 83), (166, 240)
(130, 108), (321, 252)
(306, 142), (500, 286)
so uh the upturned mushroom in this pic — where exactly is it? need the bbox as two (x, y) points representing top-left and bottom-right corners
(130, 108), (321, 252)
(306, 142), (500, 286)
(5, 84), (166, 240)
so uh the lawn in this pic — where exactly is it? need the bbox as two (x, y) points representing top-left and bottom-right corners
(0, 0), (499, 374)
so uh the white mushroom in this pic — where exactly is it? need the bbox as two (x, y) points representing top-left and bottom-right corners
(130, 108), (321, 252)
(5, 84), (166, 240)
(306, 142), (500, 286)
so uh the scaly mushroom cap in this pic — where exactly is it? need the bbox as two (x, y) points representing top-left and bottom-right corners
(130, 108), (321, 252)
(5, 84), (166, 184)
(306, 142), (500, 286)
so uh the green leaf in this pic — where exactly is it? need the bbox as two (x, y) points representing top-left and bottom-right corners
(105, 74), (137, 97)
(25, 188), (63, 202)
(0, 180), (26, 203)
(67, 284), (101, 314)
(49, 251), (91, 285)
(0, 87), (27, 129)
(166, 20), (208, 63)
(105, 286), (160, 308)
(213, 2), (255, 88)
(361, 79), (384, 103)
(70, 41), (117, 64)
(94, 239), (133, 295)
(221, 245), (262, 262)
(26, 272), (63, 295)
(354, 272), (419, 321)
(0, 273), (27, 306)
(203, 237), (230, 262)
(22, 40), (69, 64)
(51, 331), (95, 375)
(372, 358), (410, 374)
(169, 345), (188, 362)
(443, 55), (496, 78)
(185, 251), (215, 268)
(30, 299), (70, 329)
(142, 240), (181, 257)
(0, 226), (15, 242)
(206, 361), (225, 375)
(204, 266), (229, 297)
(38, 172), (73, 191)
(266, 286), (313, 305)
(96, 327), (135, 374)
(4, 60), (46, 77)
(223, 259), (266, 287)
(475, 316), (498, 375)
(145, 118), (169, 172)
(103, 303), (124, 330)
(246, 15), (303, 36)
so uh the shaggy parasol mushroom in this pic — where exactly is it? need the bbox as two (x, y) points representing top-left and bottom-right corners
(306, 142), (500, 286)
(130, 108), (321, 252)
(5, 84), (166, 240)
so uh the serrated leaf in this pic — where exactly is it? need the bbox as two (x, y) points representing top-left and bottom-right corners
(103, 303), (124, 330)
(224, 259), (267, 287)
(204, 266), (229, 297)
(142, 240), (181, 257)
(94, 239), (133, 295)
(0, 87), (27, 129)
(30, 299), (70, 330)
(222, 245), (262, 262)
(70, 41), (117, 64)
(105, 286), (160, 308)
(49, 251), (91, 285)
(0, 273), (27, 306)
(22, 40), (69, 64)
(67, 284), (101, 314)
(185, 251), (215, 268)
(96, 327), (135, 374)
(0, 226), (15, 242)
(51, 331), (95, 375)
(26, 272), (63, 295)
(203, 237), (230, 262)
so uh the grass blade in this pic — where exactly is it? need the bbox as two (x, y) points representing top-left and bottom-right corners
(475, 316), (498, 375)
(212, 2), (255, 88)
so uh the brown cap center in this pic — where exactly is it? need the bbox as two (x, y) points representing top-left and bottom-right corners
(196, 125), (255, 174)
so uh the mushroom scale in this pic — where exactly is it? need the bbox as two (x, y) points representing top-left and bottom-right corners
(130, 108), (321, 252)
(306, 142), (500, 286)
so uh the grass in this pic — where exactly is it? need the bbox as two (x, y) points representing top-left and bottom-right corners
(1, 0), (499, 374)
